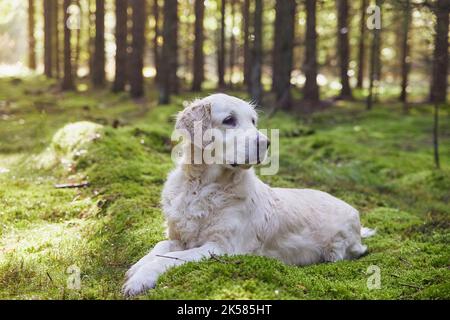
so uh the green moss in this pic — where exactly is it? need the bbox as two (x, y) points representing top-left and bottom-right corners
(0, 77), (448, 299)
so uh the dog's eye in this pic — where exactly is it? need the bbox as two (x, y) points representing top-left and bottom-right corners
(252, 118), (256, 125)
(222, 116), (236, 126)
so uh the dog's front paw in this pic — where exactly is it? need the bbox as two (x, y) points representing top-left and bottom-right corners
(125, 261), (143, 280)
(122, 269), (158, 297)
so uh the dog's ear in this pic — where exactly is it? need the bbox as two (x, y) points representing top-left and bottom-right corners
(175, 100), (212, 148)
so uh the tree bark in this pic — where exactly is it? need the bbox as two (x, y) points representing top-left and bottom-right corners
(229, 0), (236, 87)
(433, 102), (440, 169)
(61, 0), (74, 90)
(337, 0), (352, 99)
(430, 0), (449, 103)
(44, 0), (54, 78)
(113, 0), (128, 92)
(88, 0), (95, 78)
(159, 0), (178, 104)
(356, 0), (367, 89)
(92, 0), (105, 87)
(74, 0), (81, 79)
(218, 0), (226, 88)
(28, 0), (36, 70)
(399, 0), (411, 104)
(250, 0), (263, 103)
(129, 0), (146, 98)
(272, 0), (296, 109)
(303, 0), (319, 102)
(153, 0), (160, 86)
(192, 0), (205, 91)
(53, 0), (60, 79)
(243, 0), (251, 87)
(367, 0), (381, 110)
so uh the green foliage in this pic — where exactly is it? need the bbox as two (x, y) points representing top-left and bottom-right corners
(0, 78), (448, 299)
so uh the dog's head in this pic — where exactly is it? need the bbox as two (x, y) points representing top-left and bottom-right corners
(175, 94), (270, 169)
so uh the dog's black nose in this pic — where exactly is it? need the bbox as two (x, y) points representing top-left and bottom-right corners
(267, 140), (271, 148)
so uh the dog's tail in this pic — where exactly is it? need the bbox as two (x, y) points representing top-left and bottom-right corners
(361, 226), (376, 238)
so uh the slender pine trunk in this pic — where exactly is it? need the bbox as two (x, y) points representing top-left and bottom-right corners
(243, 0), (251, 87)
(303, 0), (319, 102)
(113, 0), (128, 92)
(218, 0), (226, 88)
(250, 0), (263, 103)
(129, 0), (146, 98)
(159, 0), (178, 104)
(430, 0), (449, 103)
(61, 0), (74, 90)
(28, 0), (36, 70)
(399, 0), (411, 107)
(272, 0), (296, 109)
(192, 0), (205, 91)
(92, 0), (105, 87)
(43, 0), (53, 78)
(337, 0), (352, 99)
(356, 0), (367, 89)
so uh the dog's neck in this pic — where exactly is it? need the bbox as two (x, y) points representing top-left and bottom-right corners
(179, 143), (252, 185)
(181, 162), (246, 185)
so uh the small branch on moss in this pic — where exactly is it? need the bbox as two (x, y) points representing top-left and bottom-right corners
(398, 282), (423, 290)
(155, 254), (186, 262)
(54, 182), (90, 189)
(46, 272), (53, 284)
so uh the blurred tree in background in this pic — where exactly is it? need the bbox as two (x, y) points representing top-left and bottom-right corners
(0, 0), (446, 105)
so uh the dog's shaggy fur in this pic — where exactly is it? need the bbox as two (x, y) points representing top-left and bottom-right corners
(123, 94), (374, 296)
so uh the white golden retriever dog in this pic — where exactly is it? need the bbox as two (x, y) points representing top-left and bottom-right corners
(123, 93), (375, 296)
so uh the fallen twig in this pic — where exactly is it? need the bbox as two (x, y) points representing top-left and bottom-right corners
(398, 282), (423, 290)
(46, 272), (53, 284)
(54, 182), (90, 189)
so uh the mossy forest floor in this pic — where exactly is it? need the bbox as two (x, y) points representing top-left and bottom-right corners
(0, 76), (449, 299)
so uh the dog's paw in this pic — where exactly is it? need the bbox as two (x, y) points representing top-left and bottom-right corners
(125, 262), (142, 280)
(122, 270), (158, 297)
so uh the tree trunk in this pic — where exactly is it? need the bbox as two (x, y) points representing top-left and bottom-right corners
(43, 0), (54, 78)
(243, 0), (251, 87)
(92, 0), (105, 87)
(250, 0), (263, 103)
(88, 0), (95, 78)
(192, 0), (205, 91)
(218, 0), (226, 88)
(153, 0), (160, 86)
(337, 0), (352, 99)
(61, 0), (74, 90)
(430, 0), (449, 103)
(159, 0), (178, 104)
(74, 0), (81, 79)
(113, 0), (128, 92)
(169, 2), (179, 94)
(433, 102), (440, 169)
(367, 0), (381, 110)
(229, 0), (236, 87)
(129, 0), (146, 98)
(28, 0), (36, 70)
(399, 0), (411, 104)
(303, 0), (319, 102)
(272, 0), (296, 109)
(356, 0), (367, 89)
(53, 0), (60, 79)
